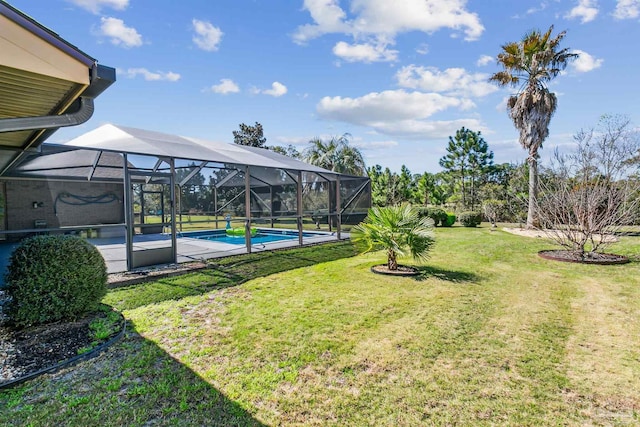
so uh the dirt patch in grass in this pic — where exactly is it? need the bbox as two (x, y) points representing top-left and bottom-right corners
(370, 264), (419, 276)
(538, 250), (629, 264)
(503, 227), (619, 243)
(502, 227), (550, 238)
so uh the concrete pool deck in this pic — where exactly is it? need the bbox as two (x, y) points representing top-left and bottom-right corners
(90, 230), (344, 273)
(0, 229), (345, 282)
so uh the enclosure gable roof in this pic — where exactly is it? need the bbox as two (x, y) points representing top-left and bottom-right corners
(63, 124), (338, 176)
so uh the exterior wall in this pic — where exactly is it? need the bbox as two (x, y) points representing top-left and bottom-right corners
(0, 182), (6, 237)
(4, 179), (124, 230)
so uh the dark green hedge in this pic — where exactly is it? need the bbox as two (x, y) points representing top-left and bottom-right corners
(443, 213), (456, 227)
(4, 235), (107, 328)
(458, 211), (482, 227)
(418, 207), (448, 227)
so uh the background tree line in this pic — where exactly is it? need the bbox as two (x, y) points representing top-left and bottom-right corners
(231, 113), (639, 229)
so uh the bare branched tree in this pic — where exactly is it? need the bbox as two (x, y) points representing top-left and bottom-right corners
(537, 115), (640, 258)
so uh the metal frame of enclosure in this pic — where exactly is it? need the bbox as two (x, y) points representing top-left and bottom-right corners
(0, 124), (371, 272)
(0, 3), (370, 274)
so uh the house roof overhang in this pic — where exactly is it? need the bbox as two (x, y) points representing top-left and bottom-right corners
(0, 0), (115, 175)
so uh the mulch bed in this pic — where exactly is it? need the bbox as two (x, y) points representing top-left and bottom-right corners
(370, 264), (420, 276)
(538, 250), (630, 265)
(0, 263), (203, 387)
(0, 302), (124, 387)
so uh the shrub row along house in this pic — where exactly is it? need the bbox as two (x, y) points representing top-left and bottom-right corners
(0, 1), (370, 276)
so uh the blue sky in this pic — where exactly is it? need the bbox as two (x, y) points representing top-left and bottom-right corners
(10, 0), (640, 173)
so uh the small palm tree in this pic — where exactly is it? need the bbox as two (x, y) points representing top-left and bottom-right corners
(490, 25), (577, 228)
(351, 205), (435, 270)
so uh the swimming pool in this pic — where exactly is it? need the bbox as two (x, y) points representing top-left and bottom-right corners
(182, 229), (316, 245)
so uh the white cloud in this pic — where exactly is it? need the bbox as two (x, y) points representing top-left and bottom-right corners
(207, 79), (240, 94)
(570, 49), (603, 72)
(332, 41), (398, 63)
(353, 0), (484, 41)
(496, 96), (509, 113)
(395, 65), (497, 97)
(66, 0), (128, 14)
(192, 19), (223, 51)
(476, 55), (493, 67)
(120, 68), (180, 81)
(316, 89), (483, 139)
(293, 0), (484, 63)
(99, 17), (142, 48)
(292, 0), (351, 44)
(415, 43), (429, 55)
(355, 140), (399, 150)
(372, 118), (487, 139)
(526, 2), (548, 15)
(613, 0), (640, 19)
(274, 136), (313, 146)
(565, 0), (599, 23)
(318, 90), (472, 123)
(254, 82), (288, 97)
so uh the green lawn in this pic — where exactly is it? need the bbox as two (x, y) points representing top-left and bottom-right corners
(2, 227), (640, 426)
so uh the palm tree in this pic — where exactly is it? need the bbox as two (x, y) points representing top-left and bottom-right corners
(350, 205), (435, 271)
(303, 134), (366, 176)
(490, 25), (577, 228)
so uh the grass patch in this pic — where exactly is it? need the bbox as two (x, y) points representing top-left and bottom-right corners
(2, 228), (640, 426)
(104, 241), (359, 311)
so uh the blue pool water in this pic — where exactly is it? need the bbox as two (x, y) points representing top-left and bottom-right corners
(183, 229), (314, 245)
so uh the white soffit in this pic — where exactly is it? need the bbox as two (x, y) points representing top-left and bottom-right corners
(0, 14), (89, 84)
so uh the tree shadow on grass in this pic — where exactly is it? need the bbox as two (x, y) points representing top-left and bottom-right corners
(106, 241), (359, 311)
(412, 265), (480, 284)
(0, 331), (266, 426)
(211, 241), (358, 283)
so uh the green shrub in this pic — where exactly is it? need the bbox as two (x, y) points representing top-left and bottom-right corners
(5, 235), (107, 328)
(418, 207), (448, 227)
(458, 211), (482, 227)
(443, 213), (456, 227)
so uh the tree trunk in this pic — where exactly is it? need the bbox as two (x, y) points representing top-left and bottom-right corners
(470, 173), (476, 210)
(387, 250), (398, 270)
(526, 156), (540, 229)
(461, 167), (466, 209)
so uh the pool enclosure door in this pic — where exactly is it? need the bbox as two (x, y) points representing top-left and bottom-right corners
(123, 155), (177, 269)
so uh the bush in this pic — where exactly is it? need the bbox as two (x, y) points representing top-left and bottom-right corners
(5, 235), (107, 328)
(443, 213), (456, 227)
(458, 211), (482, 227)
(418, 207), (448, 227)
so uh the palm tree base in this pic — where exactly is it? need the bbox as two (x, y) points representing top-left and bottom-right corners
(370, 264), (420, 276)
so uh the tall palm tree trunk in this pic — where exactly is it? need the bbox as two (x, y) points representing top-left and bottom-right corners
(527, 156), (539, 229)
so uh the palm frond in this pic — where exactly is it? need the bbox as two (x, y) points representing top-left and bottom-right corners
(351, 205), (435, 268)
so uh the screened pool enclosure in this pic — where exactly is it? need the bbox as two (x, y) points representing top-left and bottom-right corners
(0, 124), (371, 272)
